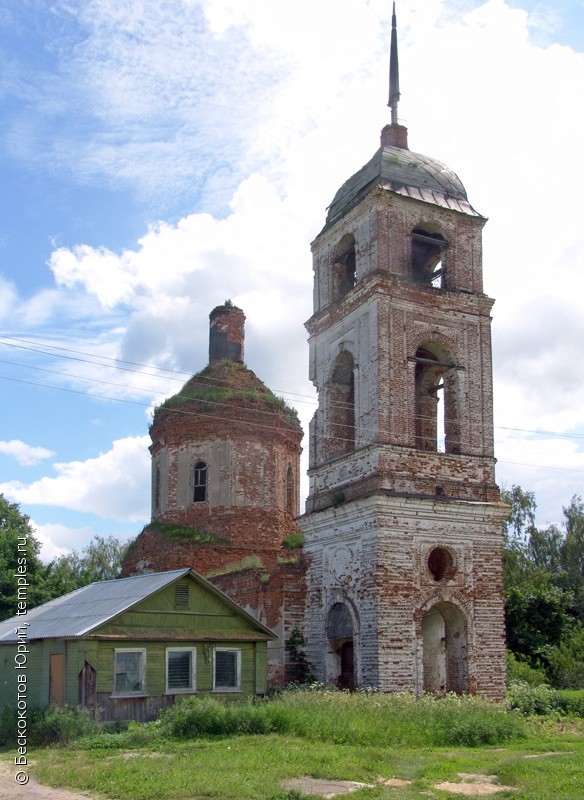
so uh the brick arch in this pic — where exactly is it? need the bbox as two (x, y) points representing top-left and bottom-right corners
(325, 349), (356, 459)
(324, 341), (356, 384)
(417, 596), (470, 694)
(408, 329), (458, 363)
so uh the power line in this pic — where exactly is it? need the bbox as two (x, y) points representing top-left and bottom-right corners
(1, 336), (583, 450)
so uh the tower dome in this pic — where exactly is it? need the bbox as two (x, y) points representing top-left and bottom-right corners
(123, 303), (303, 577)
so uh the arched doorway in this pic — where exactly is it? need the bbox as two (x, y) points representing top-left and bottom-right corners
(422, 602), (468, 694)
(326, 602), (356, 689)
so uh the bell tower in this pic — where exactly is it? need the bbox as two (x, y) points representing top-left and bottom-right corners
(298, 4), (508, 698)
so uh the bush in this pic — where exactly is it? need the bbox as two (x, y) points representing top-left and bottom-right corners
(547, 627), (584, 689)
(504, 681), (584, 717)
(507, 650), (548, 686)
(30, 705), (102, 746)
(552, 690), (584, 717)
(0, 705), (102, 747)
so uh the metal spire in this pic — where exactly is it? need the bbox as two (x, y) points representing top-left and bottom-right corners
(388, 2), (400, 125)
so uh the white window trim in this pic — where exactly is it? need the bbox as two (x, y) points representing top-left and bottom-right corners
(212, 647), (242, 693)
(112, 648), (146, 697)
(165, 647), (197, 694)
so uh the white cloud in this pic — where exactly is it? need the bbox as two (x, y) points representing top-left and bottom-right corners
(2, 0), (584, 529)
(0, 436), (150, 521)
(0, 439), (54, 466)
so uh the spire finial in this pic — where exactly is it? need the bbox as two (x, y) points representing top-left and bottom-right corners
(388, 2), (400, 125)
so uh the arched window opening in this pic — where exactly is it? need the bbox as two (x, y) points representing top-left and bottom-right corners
(193, 461), (207, 503)
(154, 465), (161, 512)
(422, 602), (467, 694)
(411, 229), (448, 288)
(328, 351), (355, 459)
(333, 234), (356, 299)
(286, 466), (294, 515)
(414, 345), (460, 454)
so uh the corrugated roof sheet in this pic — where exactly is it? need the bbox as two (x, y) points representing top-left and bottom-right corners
(0, 569), (191, 642)
(323, 144), (483, 230)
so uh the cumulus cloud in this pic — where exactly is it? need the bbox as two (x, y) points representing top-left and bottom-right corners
(0, 436), (150, 521)
(0, 440), (55, 466)
(1, 0), (583, 532)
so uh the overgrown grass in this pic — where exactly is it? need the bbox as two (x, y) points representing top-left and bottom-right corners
(157, 688), (526, 747)
(5, 689), (584, 800)
(147, 521), (229, 546)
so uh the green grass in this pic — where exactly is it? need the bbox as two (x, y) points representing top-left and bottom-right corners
(6, 691), (584, 800)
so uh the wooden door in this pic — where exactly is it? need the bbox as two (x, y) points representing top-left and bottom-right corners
(78, 661), (97, 710)
(49, 653), (64, 705)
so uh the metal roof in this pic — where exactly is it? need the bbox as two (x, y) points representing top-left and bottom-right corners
(323, 144), (482, 231)
(0, 569), (274, 642)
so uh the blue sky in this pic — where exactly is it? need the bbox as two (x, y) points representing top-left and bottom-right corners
(1, 0), (583, 559)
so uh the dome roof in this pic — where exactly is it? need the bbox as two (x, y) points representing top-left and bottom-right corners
(324, 142), (482, 231)
(152, 358), (301, 433)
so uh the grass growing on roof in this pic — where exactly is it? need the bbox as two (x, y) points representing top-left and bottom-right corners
(147, 521), (229, 546)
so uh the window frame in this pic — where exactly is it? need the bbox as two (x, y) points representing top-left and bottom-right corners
(212, 647), (242, 693)
(165, 647), (197, 694)
(112, 648), (146, 696)
(192, 460), (208, 503)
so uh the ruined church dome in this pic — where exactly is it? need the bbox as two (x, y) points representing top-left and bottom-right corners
(324, 124), (481, 231)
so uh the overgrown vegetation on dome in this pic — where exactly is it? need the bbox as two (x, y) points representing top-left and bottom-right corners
(151, 360), (299, 427)
(147, 521), (229, 546)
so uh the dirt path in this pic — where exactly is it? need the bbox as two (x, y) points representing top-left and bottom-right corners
(0, 760), (103, 800)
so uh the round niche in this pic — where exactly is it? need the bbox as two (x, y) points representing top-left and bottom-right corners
(427, 547), (456, 582)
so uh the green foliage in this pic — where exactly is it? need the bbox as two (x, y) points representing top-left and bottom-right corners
(281, 532), (304, 550)
(206, 555), (263, 577)
(505, 680), (584, 717)
(547, 625), (584, 689)
(0, 494), (48, 619)
(0, 704), (102, 747)
(505, 681), (561, 716)
(148, 521), (228, 546)
(505, 582), (574, 662)
(502, 486), (584, 686)
(507, 650), (548, 686)
(152, 360), (299, 425)
(285, 628), (314, 684)
(157, 688), (525, 747)
(43, 534), (132, 600)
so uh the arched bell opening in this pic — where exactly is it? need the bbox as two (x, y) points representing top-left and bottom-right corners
(327, 350), (355, 459)
(414, 343), (461, 454)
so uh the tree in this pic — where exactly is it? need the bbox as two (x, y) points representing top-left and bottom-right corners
(43, 534), (132, 600)
(0, 494), (47, 620)
(505, 583), (574, 667)
(500, 485), (538, 587)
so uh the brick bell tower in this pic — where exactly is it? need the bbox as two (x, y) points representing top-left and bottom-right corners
(298, 4), (508, 698)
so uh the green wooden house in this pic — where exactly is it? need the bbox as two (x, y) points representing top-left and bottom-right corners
(0, 569), (275, 722)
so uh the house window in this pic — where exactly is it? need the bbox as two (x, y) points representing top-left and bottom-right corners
(193, 461), (207, 502)
(166, 648), (196, 693)
(213, 648), (241, 692)
(113, 649), (146, 695)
